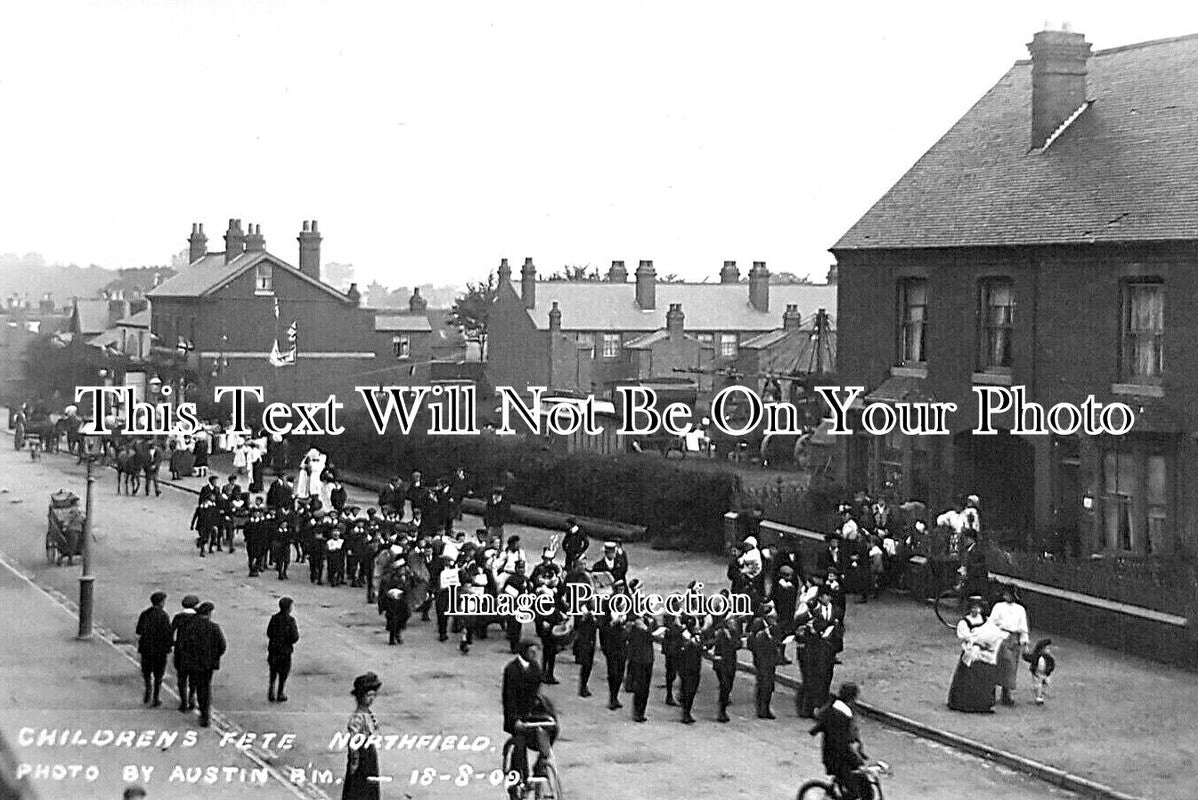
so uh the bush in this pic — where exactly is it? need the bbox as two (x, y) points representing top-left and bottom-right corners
(294, 410), (743, 552)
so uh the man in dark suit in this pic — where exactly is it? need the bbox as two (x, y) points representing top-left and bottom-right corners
(961, 531), (989, 599)
(676, 619), (703, 724)
(598, 613), (629, 711)
(748, 605), (783, 719)
(378, 476), (403, 516)
(817, 534), (846, 576)
(267, 597), (299, 703)
(140, 441), (163, 496)
(809, 682), (872, 800)
(705, 610), (740, 723)
(178, 602), (227, 727)
(589, 542), (628, 584)
(135, 591), (173, 707)
(483, 486), (511, 538)
(626, 614), (656, 722)
(266, 474), (293, 513)
(502, 642), (548, 788)
(798, 585), (844, 718)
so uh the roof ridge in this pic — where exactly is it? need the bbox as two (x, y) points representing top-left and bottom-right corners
(1012, 32), (1198, 65)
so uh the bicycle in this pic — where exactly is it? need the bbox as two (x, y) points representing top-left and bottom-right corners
(796, 760), (890, 800)
(502, 718), (563, 800)
(933, 575), (1002, 628)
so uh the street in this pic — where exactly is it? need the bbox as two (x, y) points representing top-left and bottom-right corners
(0, 443), (1075, 799)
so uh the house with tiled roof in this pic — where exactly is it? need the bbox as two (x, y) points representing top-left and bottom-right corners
(143, 220), (448, 407)
(831, 28), (1198, 557)
(487, 257), (836, 408)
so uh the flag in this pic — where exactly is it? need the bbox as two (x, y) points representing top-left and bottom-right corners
(286, 320), (297, 345)
(268, 320), (297, 367)
(273, 297), (280, 320)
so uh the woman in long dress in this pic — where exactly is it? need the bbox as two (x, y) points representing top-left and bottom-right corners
(343, 673), (382, 800)
(297, 448), (326, 500)
(948, 597), (1001, 713)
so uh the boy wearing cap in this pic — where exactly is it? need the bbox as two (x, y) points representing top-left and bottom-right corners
(179, 602), (226, 728)
(267, 598), (299, 702)
(136, 591), (172, 707)
(171, 596), (200, 711)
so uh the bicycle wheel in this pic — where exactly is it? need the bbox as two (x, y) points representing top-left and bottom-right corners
(933, 589), (961, 628)
(796, 779), (836, 800)
(535, 761), (563, 800)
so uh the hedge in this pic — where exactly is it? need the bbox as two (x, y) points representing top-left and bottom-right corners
(294, 410), (743, 552)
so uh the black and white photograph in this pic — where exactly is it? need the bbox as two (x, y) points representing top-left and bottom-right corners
(2, 1), (1198, 798)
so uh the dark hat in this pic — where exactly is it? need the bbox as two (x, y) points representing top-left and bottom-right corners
(351, 672), (382, 696)
(150, 591), (167, 605)
(181, 594), (200, 609)
(196, 601), (215, 615)
(279, 597), (293, 610)
(507, 535), (520, 546)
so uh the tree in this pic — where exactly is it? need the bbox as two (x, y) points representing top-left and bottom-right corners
(169, 249), (190, 269)
(450, 272), (497, 358)
(546, 264), (598, 281)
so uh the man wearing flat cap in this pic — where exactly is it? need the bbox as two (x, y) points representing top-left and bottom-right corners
(135, 591), (172, 707)
(178, 602), (226, 727)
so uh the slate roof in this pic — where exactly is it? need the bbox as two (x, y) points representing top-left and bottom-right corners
(147, 251), (349, 302)
(834, 34), (1198, 250)
(375, 314), (433, 332)
(116, 309), (150, 329)
(517, 282), (837, 332)
(624, 330), (699, 349)
(72, 299), (110, 336)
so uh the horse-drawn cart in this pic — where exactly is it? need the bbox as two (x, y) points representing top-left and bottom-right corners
(47, 490), (85, 566)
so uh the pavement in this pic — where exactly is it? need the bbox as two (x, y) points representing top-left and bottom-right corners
(0, 442), (1180, 798)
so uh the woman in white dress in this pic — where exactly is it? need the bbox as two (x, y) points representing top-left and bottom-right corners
(297, 448), (327, 501)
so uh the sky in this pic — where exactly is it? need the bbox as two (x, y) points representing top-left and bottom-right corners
(2, 1), (1196, 288)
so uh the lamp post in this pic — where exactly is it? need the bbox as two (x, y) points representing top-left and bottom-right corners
(77, 433), (98, 640)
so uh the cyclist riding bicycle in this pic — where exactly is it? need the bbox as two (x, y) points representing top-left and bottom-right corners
(809, 682), (874, 800)
(502, 642), (559, 796)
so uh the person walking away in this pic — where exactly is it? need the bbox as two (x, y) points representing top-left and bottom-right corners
(171, 595), (199, 711)
(561, 518), (588, 572)
(626, 614), (656, 722)
(267, 597), (299, 703)
(382, 587), (411, 645)
(179, 602), (226, 727)
(1025, 638), (1055, 705)
(483, 486), (511, 540)
(503, 561), (530, 652)
(343, 673), (383, 800)
(946, 597), (1002, 713)
(135, 591), (172, 707)
(809, 682), (873, 800)
(989, 584), (1029, 706)
(660, 613), (684, 706)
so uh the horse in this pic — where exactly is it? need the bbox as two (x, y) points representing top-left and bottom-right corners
(115, 445), (141, 495)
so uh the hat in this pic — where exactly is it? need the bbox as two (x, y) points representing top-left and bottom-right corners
(181, 595), (200, 609)
(279, 597), (293, 610)
(778, 566), (794, 577)
(150, 591), (167, 605)
(967, 494), (980, 506)
(351, 672), (382, 696)
(967, 595), (985, 609)
(507, 535), (521, 547)
(604, 541), (617, 549)
(743, 536), (757, 548)
(196, 602), (215, 615)
(387, 588), (402, 600)
(472, 574), (488, 587)
(542, 548), (555, 558)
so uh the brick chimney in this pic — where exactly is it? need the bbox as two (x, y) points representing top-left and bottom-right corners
(244, 223), (265, 253)
(749, 261), (770, 312)
(297, 220), (322, 280)
(497, 257), (512, 283)
(607, 260), (628, 282)
(346, 283), (361, 307)
(521, 258), (536, 309)
(635, 260), (656, 310)
(188, 223), (208, 264)
(409, 287), (428, 313)
(38, 293), (54, 314)
(223, 219), (245, 264)
(1028, 28), (1091, 150)
(548, 301), (562, 331)
(720, 260), (740, 284)
(782, 304), (802, 331)
(107, 298), (130, 327)
(666, 303), (685, 340)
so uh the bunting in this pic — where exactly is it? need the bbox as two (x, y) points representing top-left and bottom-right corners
(269, 320), (298, 367)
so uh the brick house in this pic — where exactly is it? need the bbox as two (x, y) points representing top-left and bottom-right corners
(831, 30), (1198, 556)
(487, 257), (836, 409)
(146, 220), (441, 409)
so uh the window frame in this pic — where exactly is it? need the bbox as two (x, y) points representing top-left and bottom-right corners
(1099, 438), (1171, 556)
(897, 277), (929, 365)
(391, 335), (411, 360)
(719, 333), (738, 358)
(601, 333), (621, 359)
(576, 332), (595, 359)
(255, 263), (275, 295)
(978, 278), (1015, 371)
(1120, 279), (1164, 384)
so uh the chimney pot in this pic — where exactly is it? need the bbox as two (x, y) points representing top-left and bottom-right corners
(223, 218), (246, 264)
(520, 258), (536, 308)
(607, 260), (628, 282)
(720, 260), (740, 284)
(749, 261), (770, 312)
(297, 220), (322, 279)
